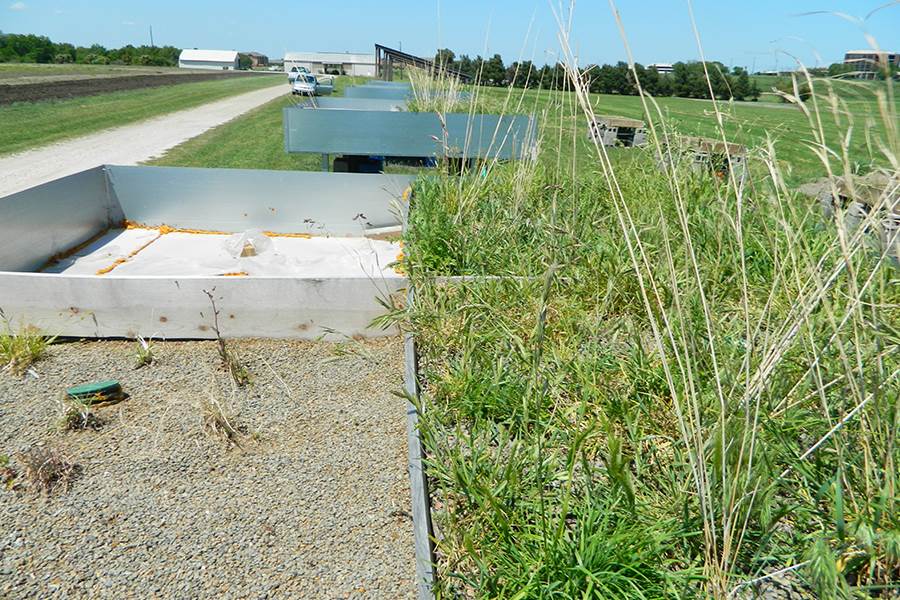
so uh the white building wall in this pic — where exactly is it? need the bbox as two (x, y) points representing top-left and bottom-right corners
(178, 59), (239, 70)
(284, 53), (376, 77)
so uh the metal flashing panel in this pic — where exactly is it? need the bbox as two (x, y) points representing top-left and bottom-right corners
(344, 86), (412, 100)
(300, 97), (407, 111)
(284, 109), (537, 160)
(0, 166), (413, 340)
(106, 165), (412, 234)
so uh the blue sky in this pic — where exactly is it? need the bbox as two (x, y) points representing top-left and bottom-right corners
(3, 0), (898, 70)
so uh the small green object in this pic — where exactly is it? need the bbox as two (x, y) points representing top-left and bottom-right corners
(66, 380), (122, 404)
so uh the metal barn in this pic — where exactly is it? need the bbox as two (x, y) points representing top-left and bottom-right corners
(284, 52), (376, 77)
(178, 49), (240, 70)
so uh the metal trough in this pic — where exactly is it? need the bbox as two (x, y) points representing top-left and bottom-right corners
(344, 86), (412, 100)
(588, 116), (648, 148)
(284, 108), (538, 171)
(0, 165), (413, 340)
(299, 97), (408, 111)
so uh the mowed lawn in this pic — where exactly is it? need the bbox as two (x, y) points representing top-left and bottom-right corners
(0, 75), (282, 156)
(150, 75), (897, 184)
(148, 76), (367, 172)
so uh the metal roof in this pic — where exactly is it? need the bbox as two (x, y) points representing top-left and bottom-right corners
(179, 49), (239, 62)
(285, 52), (375, 65)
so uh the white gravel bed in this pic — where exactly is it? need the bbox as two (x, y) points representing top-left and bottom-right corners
(0, 337), (414, 599)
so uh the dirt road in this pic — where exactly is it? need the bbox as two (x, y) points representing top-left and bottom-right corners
(0, 82), (287, 197)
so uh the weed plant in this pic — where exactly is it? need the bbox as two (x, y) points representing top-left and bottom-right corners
(56, 394), (104, 432)
(393, 15), (900, 599)
(134, 335), (155, 368)
(18, 446), (77, 495)
(0, 309), (54, 376)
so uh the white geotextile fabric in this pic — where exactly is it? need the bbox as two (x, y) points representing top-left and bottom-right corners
(42, 229), (161, 275)
(44, 229), (403, 279)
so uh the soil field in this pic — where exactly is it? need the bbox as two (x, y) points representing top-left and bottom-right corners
(0, 72), (280, 105)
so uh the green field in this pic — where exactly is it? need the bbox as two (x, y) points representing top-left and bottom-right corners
(150, 76), (896, 184)
(0, 75), (282, 156)
(148, 76), (367, 171)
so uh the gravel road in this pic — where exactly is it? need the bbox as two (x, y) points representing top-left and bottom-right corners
(0, 337), (415, 599)
(0, 82), (286, 197)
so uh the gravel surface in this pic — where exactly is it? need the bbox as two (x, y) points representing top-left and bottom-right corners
(0, 337), (415, 599)
(0, 82), (286, 197)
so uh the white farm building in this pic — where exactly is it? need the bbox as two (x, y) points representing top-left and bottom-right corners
(283, 52), (376, 77)
(178, 49), (240, 70)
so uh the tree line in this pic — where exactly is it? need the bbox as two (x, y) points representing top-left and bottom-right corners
(435, 48), (765, 101)
(0, 32), (179, 66)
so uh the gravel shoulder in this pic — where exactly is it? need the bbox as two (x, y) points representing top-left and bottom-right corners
(0, 82), (287, 197)
(0, 337), (414, 599)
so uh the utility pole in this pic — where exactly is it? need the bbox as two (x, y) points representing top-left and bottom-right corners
(149, 25), (155, 48)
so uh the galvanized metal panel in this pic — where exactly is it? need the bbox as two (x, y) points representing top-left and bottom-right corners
(361, 81), (412, 88)
(106, 166), (413, 235)
(344, 86), (411, 100)
(284, 110), (537, 159)
(299, 97), (407, 111)
(404, 290), (437, 600)
(0, 273), (405, 340)
(0, 166), (120, 272)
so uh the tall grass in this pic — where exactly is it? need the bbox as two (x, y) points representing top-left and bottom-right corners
(395, 5), (899, 598)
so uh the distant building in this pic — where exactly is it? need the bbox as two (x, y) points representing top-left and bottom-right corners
(244, 52), (269, 68)
(648, 63), (674, 74)
(178, 49), (240, 70)
(284, 51), (376, 77)
(843, 50), (899, 79)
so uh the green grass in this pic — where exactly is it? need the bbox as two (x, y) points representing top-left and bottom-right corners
(149, 73), (895, 184)
(468, 77), (897, 183)
(0, 313), (54, 376)
(383, 65), (899, 598)
(147, 75), (369, 171)
(148, 95), (319, 170)
(0, 75), (282, 156)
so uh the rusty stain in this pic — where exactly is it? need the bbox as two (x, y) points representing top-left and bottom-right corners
(296, 322), (310, 331)
(198, 325), (209, 332)
(38, 230), (109, 272)
(159, 316), (168, 323)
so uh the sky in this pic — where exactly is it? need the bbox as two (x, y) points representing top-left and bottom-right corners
(2, 0), (898, 71)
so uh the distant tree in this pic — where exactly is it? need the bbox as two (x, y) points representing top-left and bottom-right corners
(827, 62), (855, 78)
(481, 53), (506, 85)
(238, 53), (252, 70)
(457, 54), (475, 78)
(53, 53), (72, 63)
(732, 67), (751, 100)
(434, 48), (456, 69)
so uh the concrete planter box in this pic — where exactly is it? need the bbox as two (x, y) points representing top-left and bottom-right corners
(0, 165), (413, 340)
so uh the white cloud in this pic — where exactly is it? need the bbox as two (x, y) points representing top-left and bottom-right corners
(9, 2), (27, 11)
(122, 20), (135, 25)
